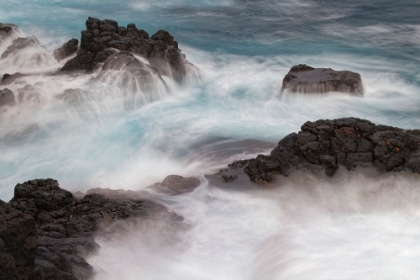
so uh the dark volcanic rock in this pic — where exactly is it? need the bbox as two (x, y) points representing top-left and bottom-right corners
(60, 49), (95, 71)
(282, 64), (364, 95)
(161, 175), (201, 193)
(53, 38), (79, 61)
(224, 118), (420, 184)
(0, 88), (15, 108)
(1, 72), (25, 85)
(0, 200), (39, 280)
(61, 17), (191, 82)
(4, 178), (160, 280)
(0, 23), (19, 40)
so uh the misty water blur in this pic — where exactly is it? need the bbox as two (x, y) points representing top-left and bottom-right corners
(1, 0), (420, 278)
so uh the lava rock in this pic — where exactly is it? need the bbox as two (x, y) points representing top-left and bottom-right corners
(53, 38), (79, 61)
(0, 88), (15, 107)
(60, 49), (95, 71)
(161, 175), (201, 193)
(6, 178), (156, 279)
(282, 64), (364, 95)
(223, 118), (420, 183)
(0, 200), (38, 280)
(61, 17), (191, 82)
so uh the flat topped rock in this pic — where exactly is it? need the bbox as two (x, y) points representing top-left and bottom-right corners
(282, 64), (364, 95)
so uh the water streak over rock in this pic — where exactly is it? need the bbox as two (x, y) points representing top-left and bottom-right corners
(282, 64), (364, 95)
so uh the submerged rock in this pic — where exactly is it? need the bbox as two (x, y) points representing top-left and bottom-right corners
(53, 38), (79, 61)
(223, 118), (420, 184)
(61, 17), (193, 82)
(0, 23), (19, 41)
(281, 64), (364, 95)
(1, 36), (43, 59)
(2, 178), (172, 280)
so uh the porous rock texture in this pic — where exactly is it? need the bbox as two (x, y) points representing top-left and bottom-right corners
(61, 17), (191, 82)
(282, 64), (364, 95)
(1, 179), (163, 280)
(225, 118), (420, 183)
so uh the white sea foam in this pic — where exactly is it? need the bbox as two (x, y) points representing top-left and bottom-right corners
(88, 169), (420, 280)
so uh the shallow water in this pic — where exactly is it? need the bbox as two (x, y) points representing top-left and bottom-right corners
(1, 0), (420, 279)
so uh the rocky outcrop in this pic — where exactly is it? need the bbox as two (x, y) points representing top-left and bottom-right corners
(281, 64), (364, 95)
(61, 17), (191, 82)
(223, 118), (420, 184)
(2, 178), (165, 280)
(53, 38), (79, 61)
(0, 200), (39, 280)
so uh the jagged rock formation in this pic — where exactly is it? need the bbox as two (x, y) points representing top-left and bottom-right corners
(61, 17), (192, 82)
(53, 39), (79, 61)
(1, 179), (169, 280)
(224, 118), (420, 183)
(281, 64), (364, 95)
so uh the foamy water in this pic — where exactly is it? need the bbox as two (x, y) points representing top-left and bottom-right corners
(1, 0), (420, 279)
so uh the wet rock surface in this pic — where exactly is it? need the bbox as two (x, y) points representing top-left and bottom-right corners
(282, 64), (364, 95)
(160, 175), (201, 193)
(0, 23), (19, 41)
(61, 17), (191, 82)
(1, 178), (172, 280)
(53, 38), (79, 61)
(0, 199), (39, 280)
(223, 118), (420, 184)
(0, 88), (15, 108)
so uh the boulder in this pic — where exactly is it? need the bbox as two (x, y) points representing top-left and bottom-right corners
(223, 118), (420, 184)
(1, 72), (25, 85)
(53, 38), (79, 61)
(0, 88), (15, 107)
(61, 17), (191, 82)
(5, 178), (165, 280)
(281, 64), (364, 95)
(161, 175), (201, 193)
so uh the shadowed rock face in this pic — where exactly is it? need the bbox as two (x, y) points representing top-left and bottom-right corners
(0, 88), (15, 108)
(3, 179), (169, 280)
(0, 200), (39, 280)
(53, 38), (79, 61)
(282, 64), (364, 95)
(61, 17), (191, 82)
(223, 118), (420, 184)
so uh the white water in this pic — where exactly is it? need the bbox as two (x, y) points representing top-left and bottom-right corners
(1, 11), (420, 279)
(89, 169), (420, 280)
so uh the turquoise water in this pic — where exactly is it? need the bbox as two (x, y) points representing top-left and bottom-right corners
(1, 1), (420, 279)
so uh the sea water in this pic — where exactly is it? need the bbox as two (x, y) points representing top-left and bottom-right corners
(1, 0), (419, 279)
